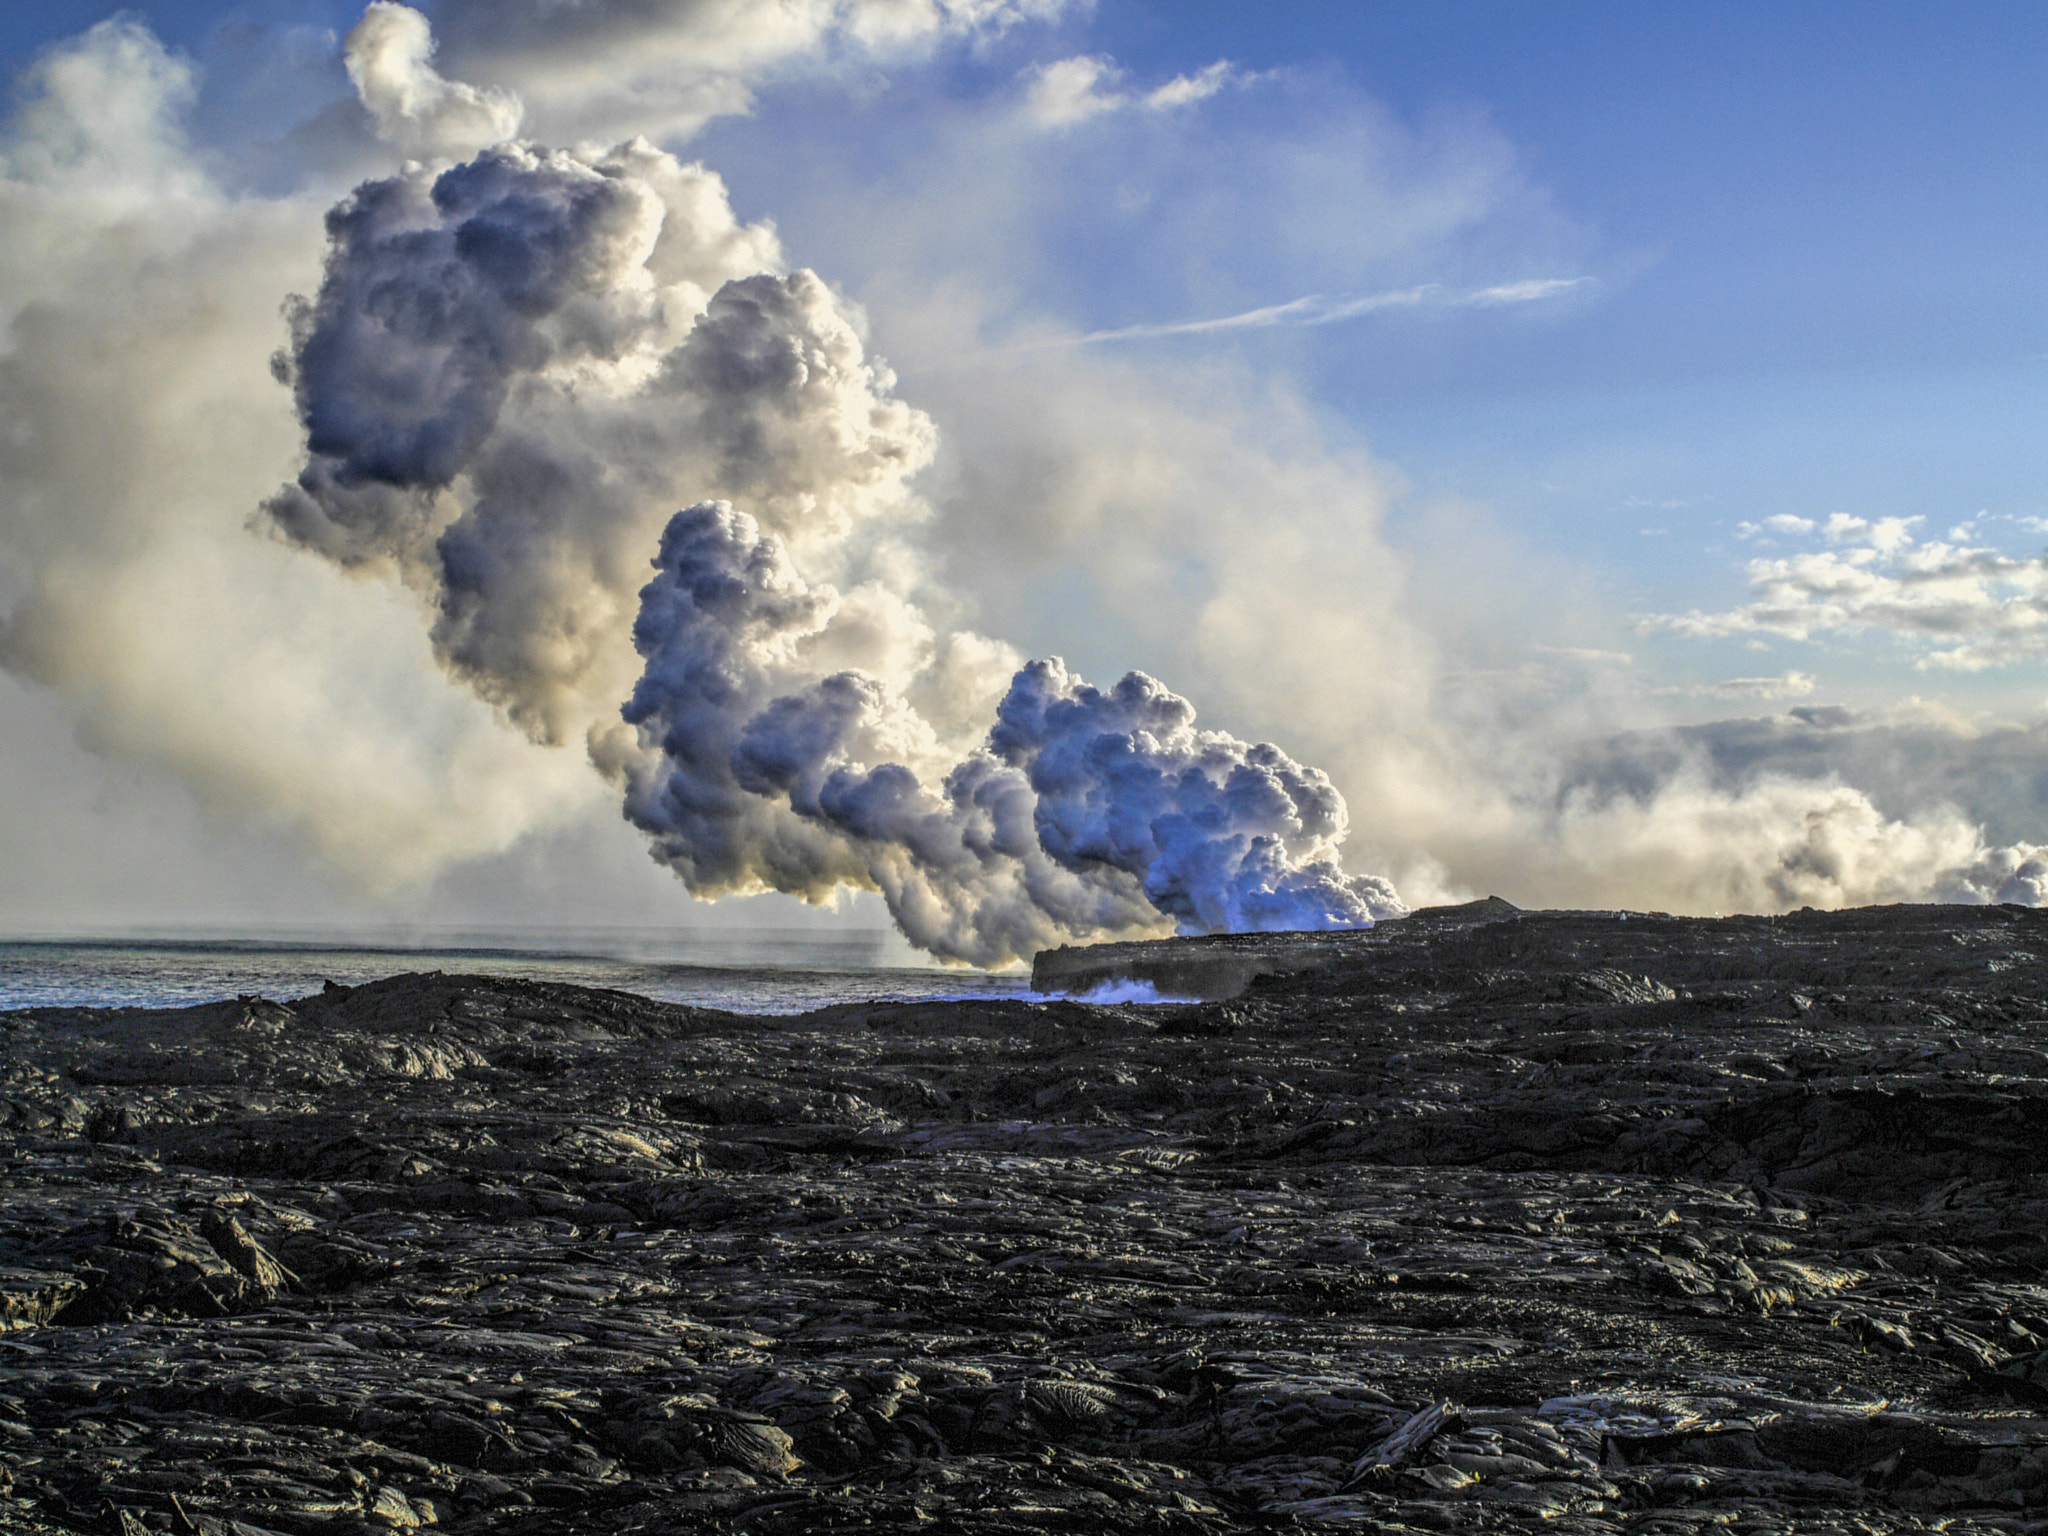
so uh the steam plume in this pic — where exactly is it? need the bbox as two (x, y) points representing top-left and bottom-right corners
(264, 125), (1402, 962)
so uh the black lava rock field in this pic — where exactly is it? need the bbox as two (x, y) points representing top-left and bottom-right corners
(5, 900), (2048, 1533)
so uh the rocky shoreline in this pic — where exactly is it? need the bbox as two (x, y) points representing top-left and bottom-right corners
(4, 902), (2048, 1533)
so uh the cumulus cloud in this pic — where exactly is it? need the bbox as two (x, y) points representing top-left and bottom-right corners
(1824, 512), (1920, 551)
(1641, 516), (2048, 670)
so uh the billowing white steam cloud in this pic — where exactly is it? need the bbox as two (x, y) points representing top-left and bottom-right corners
(619, 508), (1398, 960)
(262, 100), (1400, 962)
(264, 130), (891, 746)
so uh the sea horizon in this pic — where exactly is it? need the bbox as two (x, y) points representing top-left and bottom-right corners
(0, 927), (1035, 1015)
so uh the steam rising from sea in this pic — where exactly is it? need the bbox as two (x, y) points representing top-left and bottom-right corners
(261, 108), (1401, 962)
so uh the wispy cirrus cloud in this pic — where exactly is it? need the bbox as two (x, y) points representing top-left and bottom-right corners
(1044, 276), (1589, 345)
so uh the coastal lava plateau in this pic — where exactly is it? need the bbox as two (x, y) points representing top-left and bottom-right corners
(5, 901), (2048, 1534)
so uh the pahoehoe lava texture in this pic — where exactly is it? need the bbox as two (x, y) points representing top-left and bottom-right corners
(6, 903), (2048, 1534)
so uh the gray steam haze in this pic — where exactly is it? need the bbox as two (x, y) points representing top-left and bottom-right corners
(1, 3), (2043, 954)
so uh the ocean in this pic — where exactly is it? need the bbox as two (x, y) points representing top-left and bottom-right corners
(0, 932), (1039, 1015)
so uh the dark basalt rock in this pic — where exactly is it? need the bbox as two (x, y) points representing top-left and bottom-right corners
(4, 906), (2048, 1532)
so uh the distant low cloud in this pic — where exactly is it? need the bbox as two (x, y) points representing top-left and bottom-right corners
(1547, 773), (2046, 913)
(1532, 645), (1633, 667)
(1561, 705), (2048, 855)
(1654, 671), (1817, 701)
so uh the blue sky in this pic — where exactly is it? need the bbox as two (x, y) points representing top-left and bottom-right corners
(2, 1), (2045, 938)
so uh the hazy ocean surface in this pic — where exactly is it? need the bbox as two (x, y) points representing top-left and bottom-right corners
(0, 932), (1039, 1015)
